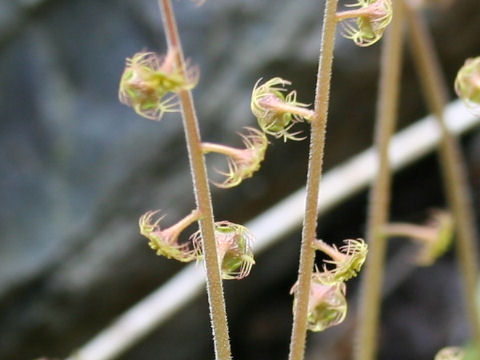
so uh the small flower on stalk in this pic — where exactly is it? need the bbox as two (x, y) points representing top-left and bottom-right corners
(382, 210), (454, 266)
(119, 49), (199, 120)
(455, 57), (480, 113)
(191, 221), (255, 280)
(313, 238), (368, 285)
(434, 346), (465, 360)
(290, 272), (348, 332)
(336, 0), (393, 47)
(202, 127), (268, 188)
(251, 77), (314, 141)
(139, 209), (201, 262)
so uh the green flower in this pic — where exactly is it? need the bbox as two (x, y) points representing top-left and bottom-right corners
(119, 49), (198, 120)
(455, 56), (480, 112)
(314, 238), (368, 285)
(139, 209), (201, 262)
(251, 77), (313, 141)
(291, 273), (348, 332)
(337, 0), (393, 47)
(191, 221), (255, 280)
(202, 127), (268, 188)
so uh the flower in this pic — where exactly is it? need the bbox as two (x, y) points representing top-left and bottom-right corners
(139, 209), (201, 262)
(382, 210), (454, 266)
(434, 347), (465, 360)
(337, 0), (393, 47)
(202, 127), (268, 188)
(119, 49), (199, 120)
(291, 273), (348, 332)
(251, 77), (313, 141)
(313, 238), (368, 285)
(191, 221), (255, 279)
(454, 56), (480, 113)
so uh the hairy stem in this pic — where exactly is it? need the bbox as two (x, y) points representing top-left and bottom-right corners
(354, 1), (404, 359)
(158, 1), (231, 359)
(287, 1), (338, 359)
(201, 142), (243, 157)
(404, 2), (480, 345)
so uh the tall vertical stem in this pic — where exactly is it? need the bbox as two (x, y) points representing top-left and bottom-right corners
(158, 1), (231, 359)
(354, 1), (404, 359)
(288, 1), (338, 359)
(405, 3), (480, 346)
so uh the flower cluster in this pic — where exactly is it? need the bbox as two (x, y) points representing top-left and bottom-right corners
(202, 127), (268, 188)
(290, 273), (347, 332)
(455, 56), (480, 113)
(191, 221), (255, 280)
(138, 210), (200, 262)
(251, 77), (314, 141)
(337, 0), (393, 47)
(119, 49), (199, 120)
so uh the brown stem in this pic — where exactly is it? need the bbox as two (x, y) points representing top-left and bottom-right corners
(354, 1), (404, 359)
(288, 0), (339, 359)
(404, 1), (480, 346)
(158, 1), (232, 359)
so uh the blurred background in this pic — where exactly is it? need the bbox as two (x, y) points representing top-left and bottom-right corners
(1, 0), (480, 359)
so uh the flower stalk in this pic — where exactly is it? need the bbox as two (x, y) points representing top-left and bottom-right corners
(287, 0), (339, 359)
(354, 1), (404, 359)
(404, 1), (480, 346)
(158, 0), (231, 358)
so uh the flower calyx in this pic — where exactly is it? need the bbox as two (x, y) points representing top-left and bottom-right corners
(191, 221), (255, 280)
(202, 127), (268, 188)
(313, 238), (368, 285)
(139, 209), (202, 262)
(119, 49), (199, 120)
(381, 210), (454, 266)
(290, 272), (348, 332)
(336, 0), (393, 47)
(455, 56), (480, 113)
(251, 77), (313, 141)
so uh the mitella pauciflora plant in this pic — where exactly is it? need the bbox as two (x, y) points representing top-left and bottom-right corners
(119, 47), (261, 278)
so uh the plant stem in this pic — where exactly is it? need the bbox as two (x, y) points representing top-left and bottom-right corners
(354, 1), (404, 359)
(404, 2), (480, 346)
(158, 1), (231, 359)
(287, 1), (338, 359)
